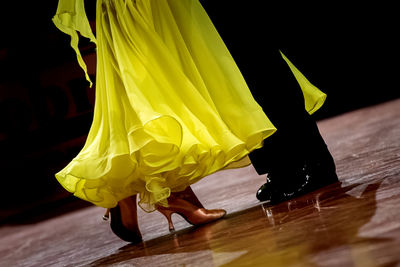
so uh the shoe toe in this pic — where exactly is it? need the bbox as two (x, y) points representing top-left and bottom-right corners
(256, 183), (272, 201)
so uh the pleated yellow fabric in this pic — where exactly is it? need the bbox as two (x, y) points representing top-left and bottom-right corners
(53, 0), (326, 210)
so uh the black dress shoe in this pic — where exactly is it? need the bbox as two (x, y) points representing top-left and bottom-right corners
(256, 180), (299, 205)
(256, 159), (339, 204)
(300, 158), (339, 192)
(256, 160), (307, 204)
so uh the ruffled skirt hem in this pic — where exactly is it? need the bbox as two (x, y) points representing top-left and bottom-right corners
(56, 112), (275, 210)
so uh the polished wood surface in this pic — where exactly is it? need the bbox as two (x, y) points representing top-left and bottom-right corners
(1, 99), (400, 266)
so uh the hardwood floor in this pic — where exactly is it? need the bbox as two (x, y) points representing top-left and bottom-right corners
(1, 99), (400, 267)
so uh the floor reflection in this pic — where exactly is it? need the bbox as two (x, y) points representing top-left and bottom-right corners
(90, 181), (398, 266)
(226, 181), (392, 266)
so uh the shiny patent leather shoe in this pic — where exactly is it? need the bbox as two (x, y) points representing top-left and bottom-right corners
(156, 194), (226, 232)
(256, 175), (279, 203)
(256, 166), (306, 204)
(103, 195), (142, 243)
(256, 159), (339, 204)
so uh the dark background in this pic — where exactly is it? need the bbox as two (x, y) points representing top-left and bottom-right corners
(201, 1), (399, 119)
(0, 1), (398, 224)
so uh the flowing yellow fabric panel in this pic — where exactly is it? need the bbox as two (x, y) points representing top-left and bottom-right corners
(280, 51), (326, 114)
(52, 0), (97, 86)
(52, 0), (326, 210)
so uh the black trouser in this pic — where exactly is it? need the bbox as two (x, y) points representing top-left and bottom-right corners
(244, 49), (325, 176)
(200, 1), (330, 177)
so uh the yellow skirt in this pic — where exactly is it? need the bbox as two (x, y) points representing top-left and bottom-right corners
(53, 0), (325, 211)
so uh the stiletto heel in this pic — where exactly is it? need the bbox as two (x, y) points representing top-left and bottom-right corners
(158, 209), (176, 232)
(103, 195), (142, 243)
(156, 194), (226, 231)
(103, 208), (110, 221)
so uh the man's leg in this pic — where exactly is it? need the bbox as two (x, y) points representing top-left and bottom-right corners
(200, 1), (338, 204)
(248, 49), (338, 204)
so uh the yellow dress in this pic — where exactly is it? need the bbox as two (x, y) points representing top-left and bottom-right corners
(52, 0), (326, 210)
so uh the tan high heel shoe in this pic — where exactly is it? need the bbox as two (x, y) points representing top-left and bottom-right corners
(170, 186), (204, 208)
(156, 193), (226, 232)
(103, 195), (142, 243)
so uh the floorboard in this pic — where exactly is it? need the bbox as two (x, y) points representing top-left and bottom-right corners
(1, 98), (400, 267)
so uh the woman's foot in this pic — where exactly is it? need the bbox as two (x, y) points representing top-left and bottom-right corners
(170, 186), (204, 208)
(157, 187), (226, 232)
(104, 195), (142, 243)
